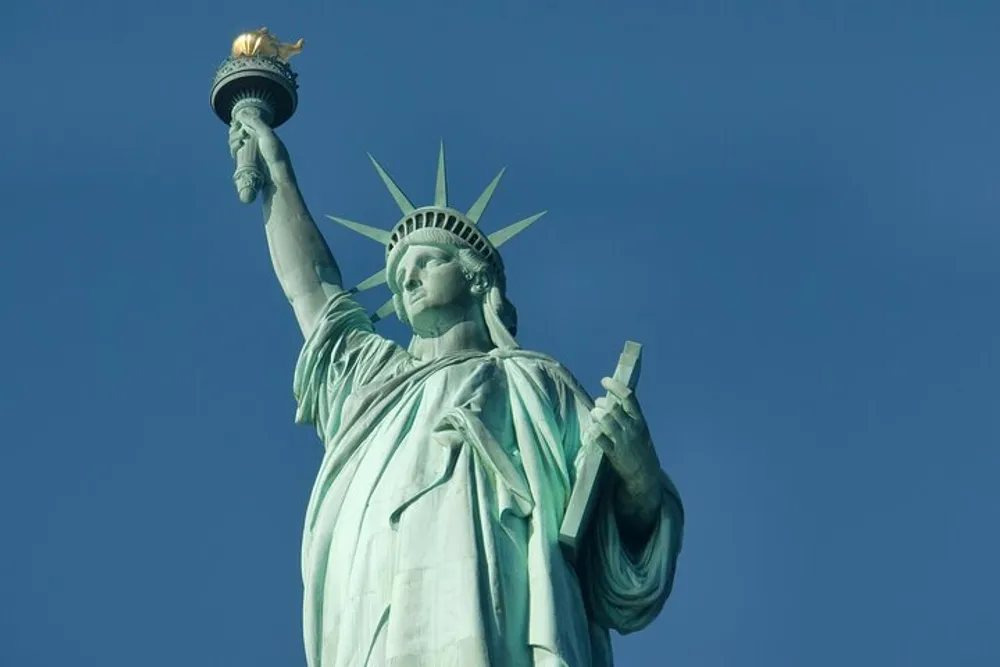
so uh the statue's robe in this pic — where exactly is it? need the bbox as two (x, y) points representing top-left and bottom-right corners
(294, 293), (683, 667)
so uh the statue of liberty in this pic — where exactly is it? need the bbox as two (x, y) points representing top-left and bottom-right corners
(228, 105), (684, 666)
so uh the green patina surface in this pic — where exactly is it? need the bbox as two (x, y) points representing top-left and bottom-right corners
(216, 47), (684, 667)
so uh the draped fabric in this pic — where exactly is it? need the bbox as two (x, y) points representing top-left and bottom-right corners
(293, 293), (683, 667)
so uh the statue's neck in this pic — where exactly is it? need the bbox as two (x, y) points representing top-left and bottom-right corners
(409, 319), (495, 361)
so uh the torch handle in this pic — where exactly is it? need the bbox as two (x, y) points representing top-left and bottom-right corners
(230, 100), (273, 205)
(233, 132), (265, 204)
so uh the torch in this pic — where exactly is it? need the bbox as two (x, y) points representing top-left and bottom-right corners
(211, 27), (303, 204)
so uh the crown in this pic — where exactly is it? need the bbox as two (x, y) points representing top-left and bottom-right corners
(325, 143), (546, 323)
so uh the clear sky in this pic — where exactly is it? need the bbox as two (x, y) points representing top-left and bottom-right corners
(1, 1), (998, 665)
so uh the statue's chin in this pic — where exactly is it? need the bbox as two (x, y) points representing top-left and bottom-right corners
(407, 299), (485, 340)
(407, 302), (453, 332)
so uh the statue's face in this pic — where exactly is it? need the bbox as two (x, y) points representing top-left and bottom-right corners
(395, 244), (477, 334)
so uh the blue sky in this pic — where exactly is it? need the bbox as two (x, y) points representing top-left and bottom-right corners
(2, 1), (998, 665)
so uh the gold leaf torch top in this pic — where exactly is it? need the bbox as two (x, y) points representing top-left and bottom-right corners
(231, 27), (304, 63)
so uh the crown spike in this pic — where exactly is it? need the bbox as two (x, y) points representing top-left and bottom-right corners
(488, 211), (547, 247)
(434, 140), (448, 208)
(324, 215), (391, 244)
(371, 297), (398, 324)
(368, 153), (415, 214)
(466, 167), (506, 224)
(348, 268), (387, 294)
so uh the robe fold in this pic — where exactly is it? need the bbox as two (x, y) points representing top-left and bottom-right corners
(293, 293), (683, 667)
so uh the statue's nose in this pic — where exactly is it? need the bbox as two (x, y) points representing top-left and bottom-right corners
(403, 274), (421, 291)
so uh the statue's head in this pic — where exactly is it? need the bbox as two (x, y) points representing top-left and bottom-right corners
(325, 144), (545, 349)
(385, 213), (518, 346)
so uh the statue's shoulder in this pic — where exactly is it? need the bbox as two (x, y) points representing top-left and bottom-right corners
(492, 347), (565, 372)
(491, 348), (591, 402)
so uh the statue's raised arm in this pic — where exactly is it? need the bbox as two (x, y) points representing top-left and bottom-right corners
(229, 111), (344, 338)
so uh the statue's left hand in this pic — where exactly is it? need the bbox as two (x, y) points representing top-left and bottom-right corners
(587, 377), (663, 518)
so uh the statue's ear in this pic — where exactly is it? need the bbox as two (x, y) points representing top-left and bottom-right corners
(469, 271), (492, 297)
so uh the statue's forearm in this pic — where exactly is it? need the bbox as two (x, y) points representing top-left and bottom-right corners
(612, 444), (664, 546)
(263, 160), (344, 336)
(614, 475), (661, 540)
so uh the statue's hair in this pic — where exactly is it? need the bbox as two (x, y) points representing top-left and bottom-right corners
(392, 245), (518, 339)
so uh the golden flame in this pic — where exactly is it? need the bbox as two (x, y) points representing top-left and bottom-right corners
(231, 27), (304, 63)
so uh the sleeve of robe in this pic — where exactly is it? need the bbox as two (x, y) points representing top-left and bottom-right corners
(561, 377), (686, 635)
(581, 468), (684, 634)
(292, 291), (407, 446)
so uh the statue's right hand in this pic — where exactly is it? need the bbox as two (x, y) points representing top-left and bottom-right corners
(229, 107), (287, 171)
